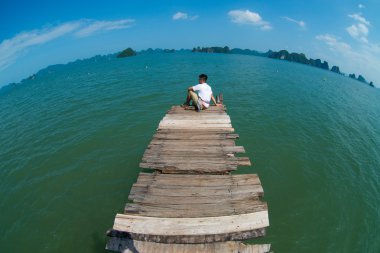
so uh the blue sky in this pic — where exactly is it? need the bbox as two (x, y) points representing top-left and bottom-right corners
(1, 0), (379, 87)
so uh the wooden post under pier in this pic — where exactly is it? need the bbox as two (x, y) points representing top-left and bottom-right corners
(106, 105), (270, 253)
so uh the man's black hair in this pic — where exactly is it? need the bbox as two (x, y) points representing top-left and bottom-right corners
(199, 74), (208, 81)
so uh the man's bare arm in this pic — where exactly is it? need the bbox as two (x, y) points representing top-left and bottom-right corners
(211, 94), (222, 106)
(188, 87), (194, 91)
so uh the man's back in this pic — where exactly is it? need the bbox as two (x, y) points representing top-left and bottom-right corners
(193, 83), (212, 105)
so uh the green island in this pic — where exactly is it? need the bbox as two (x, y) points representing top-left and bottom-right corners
(117, 48), (137, 58)
(191, 46), (375, 88)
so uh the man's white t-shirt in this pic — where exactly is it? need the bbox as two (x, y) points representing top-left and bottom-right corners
(192, 83), (212, 108)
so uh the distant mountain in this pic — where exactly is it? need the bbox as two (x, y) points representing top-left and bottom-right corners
(192, 46), (231, 54)
(191, 46), (271, 57)
(192, 46), (375, 88)
(267, 50), (330, 70)
(331, 66), (341, 74)
(138, 48), (190, 54)
(230, 48), (267, 57)
(117, 48), (136, 58)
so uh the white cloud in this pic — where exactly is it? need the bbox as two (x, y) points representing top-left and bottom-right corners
(261, 24), (272, 31)
(346, 13), (370, 43)
(75, 19), (135, 37)
(316, 34), (352, 52)
(282, 17), (306, 28)
(358, 4), (365, 9)
(228, 9), (272, 30)
(348, 13), (370, 26)
(172, 12), (198, 21)
(173, 12), (187, 20)
(0, 22), (81, 71)
(316, 34), (380, 87)
(0, 19), (134, 72)
(346, 23), (369, 43)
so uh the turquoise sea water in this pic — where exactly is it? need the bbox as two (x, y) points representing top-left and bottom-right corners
(1, 52), (379, 252)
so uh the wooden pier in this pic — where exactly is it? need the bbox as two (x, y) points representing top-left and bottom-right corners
(106, 105), (270, 252)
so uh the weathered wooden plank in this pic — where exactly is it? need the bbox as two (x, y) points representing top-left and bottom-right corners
(153, 132), (238, 136)
(144, 148), (235, 155)
(145, 167), (236, 174)
(149, 139), (236, 145)
(142, 153), (228, 158)
(145, 168), (233, 175)
(160, 119), (231, 123)
(158, 125), (233, 130)
(159, 122), (232, 126)
(158, 128), (235, 133)
(152, 133), (239, 140)
(130, 183), (263, 197)
(148, 142), (236, 149)
(153, 135), (232, 140)
(142, 158), (236, 164)
(130, 182), (262, 194)
(129, 192), (262, 205)
(144, 146), (245, 153)
(140, 158), (251, 167)
(142, 156), (234, 161)
(124, 201), (267, 218)
(141, 163), (235, 170)
(142, 156), (236, 162)
(141, 155), (250, 163)
(147, 144), (236, 149)
(124, 200), (266, 211)
(133, 175), (260, 191)
(162, 116), (231, 121)
(108, 227), (266, 244)
(129, 190), (262, 204)
(139, 159), (250, 168)
(146, 146), (244, 152)
(148, 154), (240, 159)
(124, 203), (267, 217)
(135, 173), (261, 185)
(111, 211), (269, 243)
(156, 129), (235, 134)
(106, 238), (271, 253)
(144, 148), (237, 153)
(142, 157), (237, 164)
(140, 161), (238, 170)
(159, 122), (232, 127)
(160, 119), (231, 124)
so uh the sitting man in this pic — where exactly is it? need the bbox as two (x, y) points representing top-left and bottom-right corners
(182, 74), (222, 111)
